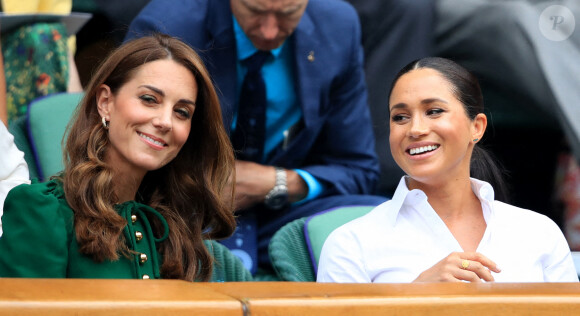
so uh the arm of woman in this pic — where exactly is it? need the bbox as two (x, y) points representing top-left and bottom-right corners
(0, 182), (71, 277)
(414, 252), (501, 283)
(0, 122), (30, 221)
(542, 220), (579, 282)
(317, 228), (371, 283)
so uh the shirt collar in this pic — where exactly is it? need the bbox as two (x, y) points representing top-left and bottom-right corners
(469, 177), (495, 202)
(385, 176), (415, 226)
(470, 177), (495, 224)
(386, 176), (496, 226)
(233, 15), (285, 61)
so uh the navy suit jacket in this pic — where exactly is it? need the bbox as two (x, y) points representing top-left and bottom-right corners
(126, 0), (380, 196)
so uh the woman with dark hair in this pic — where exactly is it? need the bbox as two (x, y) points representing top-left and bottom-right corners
(0, 34), (237, 281)
(317, 57), (578, 283)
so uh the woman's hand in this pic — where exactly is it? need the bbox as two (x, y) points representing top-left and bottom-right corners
(413, 252), (501, 283)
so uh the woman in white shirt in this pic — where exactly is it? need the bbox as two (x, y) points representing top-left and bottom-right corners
(317, 57), (578, 283)
(0, 121), (30, 235)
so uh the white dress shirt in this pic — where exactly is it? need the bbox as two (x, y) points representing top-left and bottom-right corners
(317, 176), (579, 283)
(0, 122), (30, 235)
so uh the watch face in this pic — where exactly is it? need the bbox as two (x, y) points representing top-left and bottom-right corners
(265, 188), (288, 210)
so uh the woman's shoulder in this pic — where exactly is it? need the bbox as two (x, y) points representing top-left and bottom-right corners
(492, 200), (547, 218)
(5, 178), (72, 217)
(328, 201), (394, 240)
(0, 179), (74, 277)
(8, 177), (64, 197)
(491, 200), (560, 231)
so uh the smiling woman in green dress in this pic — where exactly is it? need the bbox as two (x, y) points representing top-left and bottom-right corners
(0, 34), (236, 281)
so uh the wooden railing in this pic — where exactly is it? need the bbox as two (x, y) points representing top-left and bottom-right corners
(1, 279), (580, 315)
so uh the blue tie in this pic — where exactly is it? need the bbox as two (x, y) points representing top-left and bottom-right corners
(232, 50), (271, 162)
(222, 51), (272, 274)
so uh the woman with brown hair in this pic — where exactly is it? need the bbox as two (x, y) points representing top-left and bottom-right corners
(0, 34), (237, 281)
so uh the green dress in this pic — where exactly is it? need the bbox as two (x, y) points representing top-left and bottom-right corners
(0, 179), (253, 281)
(0, 179), (167, 278)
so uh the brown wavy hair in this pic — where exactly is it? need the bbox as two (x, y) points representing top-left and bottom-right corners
(62, 34), (236, 281)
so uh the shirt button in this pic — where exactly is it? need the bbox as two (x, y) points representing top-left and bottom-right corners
(139, 253), (148, 264)
(131, 214), (137, 223)
(142, 274), (150, 279)
(135, 231), (143, 241)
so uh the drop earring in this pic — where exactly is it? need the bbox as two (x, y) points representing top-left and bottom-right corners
(102, 117), (109, 129)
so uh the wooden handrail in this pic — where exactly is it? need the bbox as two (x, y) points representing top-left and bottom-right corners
(0, 278), (242, 315)
(1, 279), (580, 315)
(208, 282), (580, 315)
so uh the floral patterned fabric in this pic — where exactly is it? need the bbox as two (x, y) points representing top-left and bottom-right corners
(2, 23), (69, 123)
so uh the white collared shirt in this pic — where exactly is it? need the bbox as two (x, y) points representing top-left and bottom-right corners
(0, 122), (30, 235)
(317, 177), (579, 283)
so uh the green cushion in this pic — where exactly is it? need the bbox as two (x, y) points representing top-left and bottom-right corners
(205, 240), (253, 282)
(253, 268), (281, 282)
(269, 206), (376, 282)
(268, 217), (315, 282)
(27, 93), (83, 180)
(305, 206), (374, 271)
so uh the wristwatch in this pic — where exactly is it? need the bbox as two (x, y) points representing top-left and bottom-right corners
(264, 167), (289, 210)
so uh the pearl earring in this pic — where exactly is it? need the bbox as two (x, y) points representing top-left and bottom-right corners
(102, 117), (109, 129)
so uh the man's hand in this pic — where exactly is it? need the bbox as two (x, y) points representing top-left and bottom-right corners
(229, 160), (309, 211)
(231, 160), (276, 211)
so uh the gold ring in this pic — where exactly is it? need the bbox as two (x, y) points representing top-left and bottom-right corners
(461, 260), (470, 269)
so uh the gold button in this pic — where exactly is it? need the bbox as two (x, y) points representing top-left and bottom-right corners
(142, 275), (150, 279)
(131, 214), (137, 223)
(135, 231), (143, 241)
(139, 253), (148, 263)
